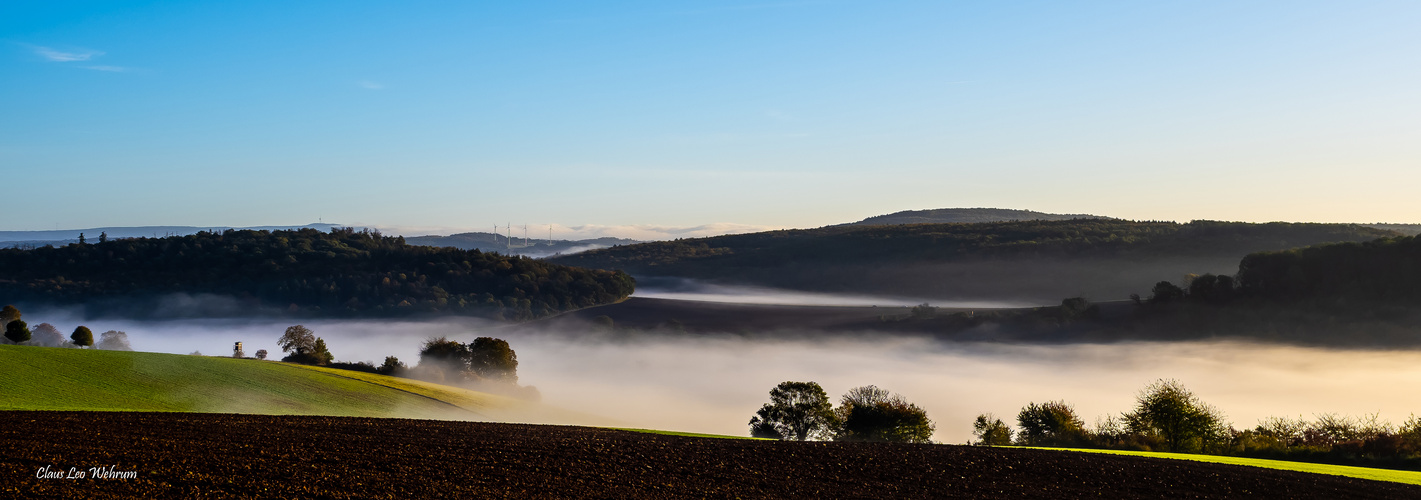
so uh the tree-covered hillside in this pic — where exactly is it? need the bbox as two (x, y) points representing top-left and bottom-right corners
(845, 208), (1109, 226)
(0, 228), (634, 319)
(1238, 234), (1421, 303)
(549, 220), (1396, 302)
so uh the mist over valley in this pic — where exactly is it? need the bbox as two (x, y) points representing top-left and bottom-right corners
(19, 304), (1421, 445)
(12, 2), (1421, 495)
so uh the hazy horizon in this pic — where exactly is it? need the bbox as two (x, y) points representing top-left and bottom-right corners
(3, 208), (1420, 242)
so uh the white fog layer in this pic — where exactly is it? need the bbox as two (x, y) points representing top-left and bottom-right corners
(25, 308), (1421, 444)
(632, 280), (1037, 308)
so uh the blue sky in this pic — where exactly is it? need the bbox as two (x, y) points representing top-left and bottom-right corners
(3, 1), (1420, 236)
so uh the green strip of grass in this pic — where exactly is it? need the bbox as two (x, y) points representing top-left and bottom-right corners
(1029, 447), (1421, 486)
(615, 428), (769, 440)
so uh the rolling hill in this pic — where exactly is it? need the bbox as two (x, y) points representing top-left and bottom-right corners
(0, 223), (344, 249)
(844, 207), (1110, 226)
(549, 219), (1396, 303)
(0, 227), (634, 319)
(0, 345), (598, 425)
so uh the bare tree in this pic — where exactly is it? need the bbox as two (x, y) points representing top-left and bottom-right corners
(277, 325), (316, 355)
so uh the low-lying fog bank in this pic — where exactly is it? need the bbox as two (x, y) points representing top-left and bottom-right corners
(631, 278), (1038, 308)
(19, 308), (1421, 444)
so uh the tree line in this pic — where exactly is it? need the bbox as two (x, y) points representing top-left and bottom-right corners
(0, 227), (635, 320)
(268, 323), (535, 399)
(1, 304), (132, 350)
(973, 379), (1421, 471)
(876, 230), (1421, 345)
(748, 381), (934, 443)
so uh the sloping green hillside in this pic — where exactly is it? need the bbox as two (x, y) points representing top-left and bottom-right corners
(1038, 447), (1421, 486)
(0, 345), (596, 424)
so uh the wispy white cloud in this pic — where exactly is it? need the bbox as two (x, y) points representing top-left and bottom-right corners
(31, 45), (103, 62)
(358, 80), (385, 90)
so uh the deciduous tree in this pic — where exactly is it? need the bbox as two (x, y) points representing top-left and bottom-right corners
(4, 320), (31, 344)
(1123, 379), (1227, 452)
(1016, 400), (1087, 446)
(97, 330), (132, 351)
(834, 385), (934, 443)
(379, 356), (406, 375)
(973, 414), (1014, 446)
(0, 305), (20, 326)
(71, 326), (94, 347)
(468, 337), (517, 383)
(30, 323), (65, 347)
(277, 325), (316, 355)
(747, 381), (837, 441)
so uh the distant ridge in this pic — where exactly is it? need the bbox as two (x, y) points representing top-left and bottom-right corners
(846, 208), (1110, 226)
(0, 223), (344, 247)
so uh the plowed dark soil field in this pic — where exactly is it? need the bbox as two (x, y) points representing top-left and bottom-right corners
(2, 411), (1417, 499)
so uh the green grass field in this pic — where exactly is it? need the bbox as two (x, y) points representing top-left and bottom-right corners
(615, 428), (768, 440)
(1034, 447), (1421, 486)
(0, 344), (592, 424)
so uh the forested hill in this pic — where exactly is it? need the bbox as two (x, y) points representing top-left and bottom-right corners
(548, 220), (1396, 303)
(1238, 234), (1421, 303)
(845, 208), (1109, 226)
(0, 228), (634, 319)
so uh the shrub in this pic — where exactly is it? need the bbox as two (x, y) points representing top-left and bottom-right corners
(973, 414), (1013, 446)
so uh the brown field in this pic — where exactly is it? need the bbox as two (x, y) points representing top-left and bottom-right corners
(3, 411), (1418, 499)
